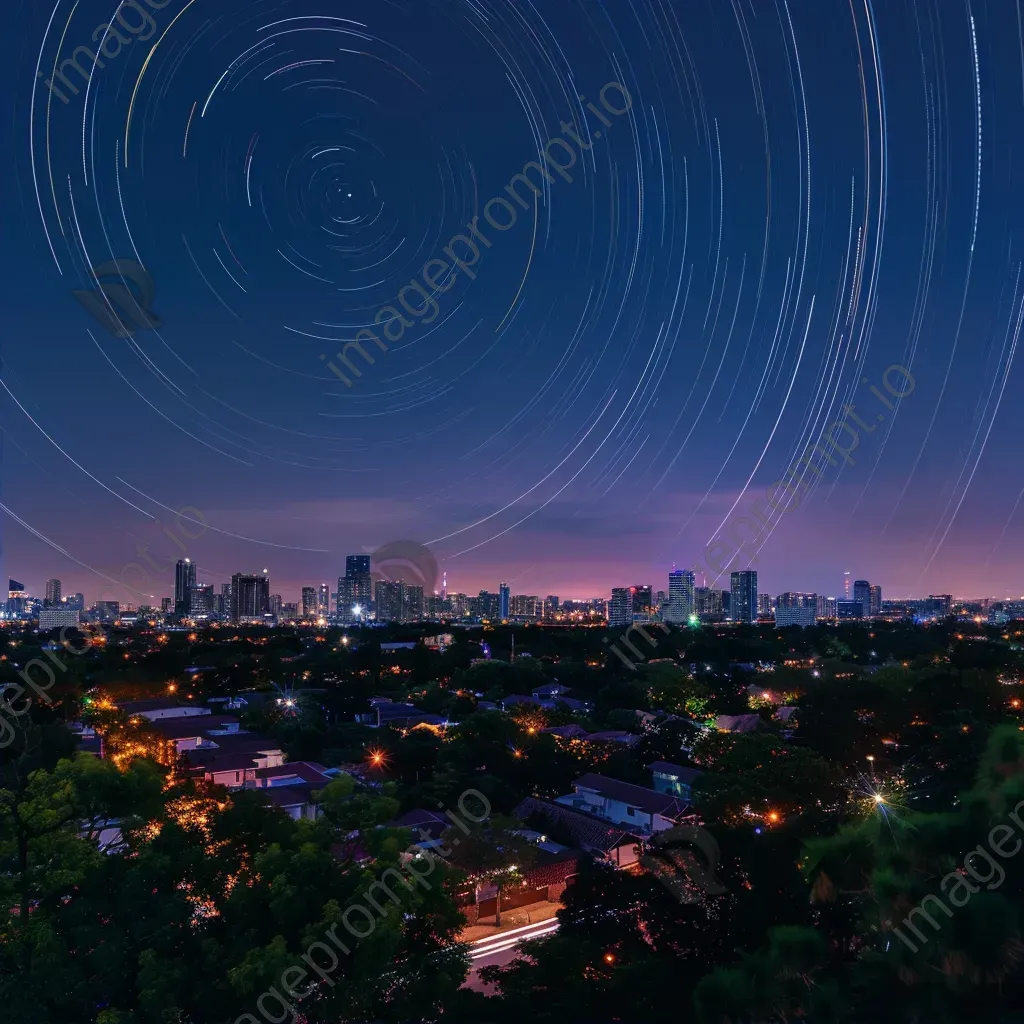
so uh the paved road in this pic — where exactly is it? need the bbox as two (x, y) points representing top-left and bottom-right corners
(463, 918), (561, 993)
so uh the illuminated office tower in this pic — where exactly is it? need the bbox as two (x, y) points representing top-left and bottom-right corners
(729, 570), (757, 623)
(499, 582), (510, 620)
(45, 578), (61, 607)
(174, 559), (196, 617)
(301, 587), (317, 618)
(666, 569), (695, 622)
(853, 580), (871, 618)
(869, 585), (882, 617)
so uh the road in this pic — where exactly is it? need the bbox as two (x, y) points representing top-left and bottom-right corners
(463, 917), (561, 993)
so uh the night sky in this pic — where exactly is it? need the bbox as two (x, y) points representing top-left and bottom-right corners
(2, 0), (1024, 605)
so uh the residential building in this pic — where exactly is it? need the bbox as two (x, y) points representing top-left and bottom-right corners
(38, 607), (79, 630)
(301, 587), (317, 618)
(609, 588), (632, 628)
(854, 580), (871, 618)
(338, 555), (373, 618)
(729, 570), (757, 623)
(632, 585), (654, 621)
(190, 583), (215, 618)
(556, 773), (688, 834)
(648, 761), (704, 802)
(695, 587), (724, 622)
(869, 584), (882, 617)
(174, 559), (196, 617)
(317, 583), (330, 618)
(499, 582), (510, 620)
(44, 578), (61, 607)
(230, 571), (270, 622)
(775, 591), (817, 627)
(665, 569), (695, 623)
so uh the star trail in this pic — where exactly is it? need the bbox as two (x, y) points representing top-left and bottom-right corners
(2, 0), (1024, 601)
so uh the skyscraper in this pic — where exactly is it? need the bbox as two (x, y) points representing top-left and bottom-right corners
(869, 585), (882, 617)
(499, 582), (510, 620)
(729, 570), (757, 623)
(44, 578), (61, 607)
(174, 559), (196, 617)
(190, 583), (214, 618)
(301, 586), (317, 618)
(231, 570), (270, 622)
(665, 569), (695, 623)
(632, 585), (653, 621)
(853, 580), (871, 618)
(375, 580), (403, 622)
(609, 588), (632, 628)
(339, 554), (373, 617)
(317, 583), (330, 618)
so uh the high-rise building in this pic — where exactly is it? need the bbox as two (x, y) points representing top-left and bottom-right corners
(695, 587), (724, 621)
(161, 597), (172, 614)
(39, 607), (79, 630)
(869, 585), (882, 617)
(758, 593), (774, 616)
(270, 594), (283, 618)
(67, 592), (84, 611)
(609, 588), (632, 628)
(666, 569), (695, 623)
(499, 582), (510, 620)
(190, 584), (215, 618)
(301, 587), (318, 618)
(816, 595), (837, 619)
(632, 585), (653, 621)
(231, 570), (270, 622)
(775, 592), (817, 627)
(837, 599), (863, 619)
(339, 554), (373, 618)
(95, 600), (120, 623)
(44, 578), (61, 608)
(375, 580), (403, 622)
(403, 585), (424, 622)
(174, 559), (196, 617)
(729, 571), (757, 623)
(543, 595), (560, 619)
(317, 583), (330, 618)
(853, 580), (871, 618)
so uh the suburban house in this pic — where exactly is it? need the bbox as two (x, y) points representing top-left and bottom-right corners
(532, 683), (570, 699)
(556, 774), (688, 834)
(147, 714), (243, 752)
(513, 795), (643, 868)
(117, 698), (212, 721)
(648, 761), (704, 802)
(359, 698), (447, 730)
(183, 735), (286, 783)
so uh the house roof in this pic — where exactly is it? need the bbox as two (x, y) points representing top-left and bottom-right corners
(146, 714), (240, 739)
(542, 724), (589, 738)
(573, 773), (688, 818)
(202, 752), (262, 774)
(513, 796), (641, 853)
(532, 683), (569, 697)
(118, 698), (203, 714)
(500, 694), (542, 706)
(259, 783), (316, 808)
(388, 808), (450, 840)
(648, 761), (704, 786)
(255, 762), (331, 784)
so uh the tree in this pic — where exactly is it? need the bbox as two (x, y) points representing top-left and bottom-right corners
(445, 815), (539, 926)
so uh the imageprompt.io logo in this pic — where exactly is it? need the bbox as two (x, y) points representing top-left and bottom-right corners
(638, 826), (727, 903)
(72, 258), (161, 338)
(368, 539), (440, 595)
